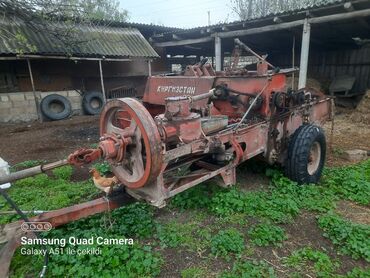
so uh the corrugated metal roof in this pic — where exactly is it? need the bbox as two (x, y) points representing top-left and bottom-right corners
(0, 19), (159, 59)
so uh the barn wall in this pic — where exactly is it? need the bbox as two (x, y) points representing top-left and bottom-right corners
(0, 58), (166, 94)
(270, 45), (370, 94)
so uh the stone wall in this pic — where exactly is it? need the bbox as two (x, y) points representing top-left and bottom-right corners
(0, 91), (82, 123)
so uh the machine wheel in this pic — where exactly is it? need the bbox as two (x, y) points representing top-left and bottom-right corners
(40, 94), (72, 121)
(83, 91), (104, 115)
(100, 98), (163, 189)
(285, 124), (326, 184)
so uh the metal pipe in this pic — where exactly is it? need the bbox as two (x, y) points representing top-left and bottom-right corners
(191, 89), (215, 102)
(298, 18), (311, 89)
(233, 82), (269, 130)
(0, 159), (68, 185)
(234, 38), (275, 69)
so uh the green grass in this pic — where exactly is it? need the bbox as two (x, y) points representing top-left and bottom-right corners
(284, 247), (339, 277)
(318, 213), (370, 261)
(0, 172), (100, 224)
(321, 160), (370, 205)
(211, 228), (245, 260)
(5, 158), (370, 277)
(220, 260), (277, 278)
(248, 222), (287, 247)
(181, 266), (208, 278)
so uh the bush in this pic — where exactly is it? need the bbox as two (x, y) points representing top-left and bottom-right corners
(318, 213), (370, 261)
(248, 222), (287, 247)
(211, 228), (244, 259)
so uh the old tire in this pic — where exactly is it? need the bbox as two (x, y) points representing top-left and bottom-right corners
(83, 92), (104, 115)
(285, 124), (326, 184)
(40, 94), (72, 121)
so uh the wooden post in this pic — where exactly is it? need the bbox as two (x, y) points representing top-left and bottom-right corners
(148, 60), (152, 76)
(26, 59), (42, 122)
(215, 35), (222, 71)
(98, 60), (106, 102)
(298, 18), (311, 89)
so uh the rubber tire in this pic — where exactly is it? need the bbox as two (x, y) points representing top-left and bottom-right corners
(40, 94), (72, 121)
(285, 124), (326, 184)
(82, 91), (104, 115)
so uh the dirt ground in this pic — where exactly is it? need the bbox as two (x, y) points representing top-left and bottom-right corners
(0, 116), (100, 165)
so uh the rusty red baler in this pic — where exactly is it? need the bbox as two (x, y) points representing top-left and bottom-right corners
(71, 39), (332, 207)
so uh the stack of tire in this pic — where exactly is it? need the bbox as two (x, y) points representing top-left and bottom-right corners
(40, 91), (104, 121)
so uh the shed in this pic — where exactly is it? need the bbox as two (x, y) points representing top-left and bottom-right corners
(151, 0), (370, 102)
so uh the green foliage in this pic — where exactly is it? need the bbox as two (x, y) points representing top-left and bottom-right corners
(220, 260), (277, 278)
(47, 243), (162, 278)
(170, 183), (215, 210)
(52, 165), (73, 181)
(284, 247), (339, 277)
(248, 222), (287, 247)
(318, 213), (370, 261)
(94, 161), (111, 175)
(0, 173), (99, 224)
(110, 202), (156, 238)
(211, 228), (244, 259)
(181, 266), (207, 278)
(343, 267), (370, 278)
(92, 161), (111, 175)
(10, 160), (45, 171)
(322, 160), (370, 205)
(157, 221), (195, 248)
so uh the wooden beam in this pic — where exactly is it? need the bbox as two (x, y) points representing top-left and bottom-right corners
(214, 8), (370, 39)
(154, 36), (213, 47)
(273, 17), (283, 24)
(98, 60), (107, 103)
(172, 34), (182, 40)
(154, 8), (370, 47)
(344, 2), (370, 30)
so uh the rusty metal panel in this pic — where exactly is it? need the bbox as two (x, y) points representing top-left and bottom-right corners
(143, 76), (215, 108)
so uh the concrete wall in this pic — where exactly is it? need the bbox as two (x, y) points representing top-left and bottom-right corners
(0, 91), (82, 123)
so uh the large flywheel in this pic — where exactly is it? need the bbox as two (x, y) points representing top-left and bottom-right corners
(99, 98), (163, 189)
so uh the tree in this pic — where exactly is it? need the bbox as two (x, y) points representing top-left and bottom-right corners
(0, 0), (129, 54)
(231, 0), (335, 20)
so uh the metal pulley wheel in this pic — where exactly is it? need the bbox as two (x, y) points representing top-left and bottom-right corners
(100, 98), (163, 189)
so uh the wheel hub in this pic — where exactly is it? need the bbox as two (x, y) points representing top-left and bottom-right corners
(307, 141), (321, 175)
(99, 98), (163, 189)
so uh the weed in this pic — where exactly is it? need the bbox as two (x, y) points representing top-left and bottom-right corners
(0, 174), (100, 224)
(181, 266), (207, 278)
(322, 160), (370, 205)
(157, 221), (195, 248)
(92, 161), (111, 175)
(52, 165), (73, 181)
(248, 222), (287, 247)
(220, 260), (277, 278)
(343, 267), (370, 278)
(318, 213), (370, 261)
(211, 228), (244, 260)
(215, 212), (248, 226)
(170, 183), (215, 210)
(284, 247), (339, 277)
(10, 160), (45, 171)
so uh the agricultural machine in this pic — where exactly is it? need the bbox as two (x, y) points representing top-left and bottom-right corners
(0, 39), (331, 275)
